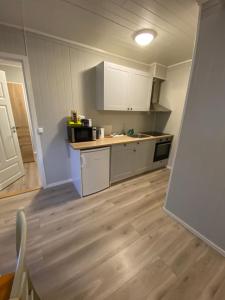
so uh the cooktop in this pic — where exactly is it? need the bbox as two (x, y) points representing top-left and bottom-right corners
(141, 131), (168, 137)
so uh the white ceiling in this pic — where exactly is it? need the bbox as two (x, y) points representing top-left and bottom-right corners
(0, 0), (199, 65)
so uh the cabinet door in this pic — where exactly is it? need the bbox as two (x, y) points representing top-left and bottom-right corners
(104, 64), (129, 110)
(128, 71), (152, 111)
(133, 140), (155, 175)
(81, 148), (110, 196)
(110, 143), (133, 183)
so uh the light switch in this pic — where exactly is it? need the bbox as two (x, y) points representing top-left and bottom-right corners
(37, 127), (44, 134)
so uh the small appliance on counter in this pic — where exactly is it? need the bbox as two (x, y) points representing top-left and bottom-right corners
(67, 125), (93, 143)
(67, 111), (94, 143)
(92, 127), (97, 140)
(80, 118), (92, 127)
(96, 127), (104, 139)
(81, 119), (89, 127)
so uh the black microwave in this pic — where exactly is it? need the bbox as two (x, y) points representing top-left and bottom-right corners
(67, 126), (93, 143)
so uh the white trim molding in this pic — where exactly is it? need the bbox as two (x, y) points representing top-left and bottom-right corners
(45, 178), (72, 189)
(168, 59), (192, 69)
(0, 59), (22, 68)
(164, 207), (225, 257)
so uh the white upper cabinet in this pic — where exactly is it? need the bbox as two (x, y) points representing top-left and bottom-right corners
(128, 70), (152, 111)
(103, 63), (129, 111)
(96, 61), (152, 111)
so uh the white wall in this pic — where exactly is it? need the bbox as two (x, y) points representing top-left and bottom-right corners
(0, 25), (155, 185)
(156, 62), (191, 167)
(165, 2), (225, 253)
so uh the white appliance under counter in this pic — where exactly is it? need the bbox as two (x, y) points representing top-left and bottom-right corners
(70, 146), (110, 197)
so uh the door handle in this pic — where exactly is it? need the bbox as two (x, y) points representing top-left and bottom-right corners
(11, 126), (17, 133)
(81, 155), (86, 168)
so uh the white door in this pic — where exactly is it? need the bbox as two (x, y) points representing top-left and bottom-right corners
(0, 70), (24, 190)
(104, 63), (129, 110)
(129, 71), (152, 111)
(81, 147), (110, 196)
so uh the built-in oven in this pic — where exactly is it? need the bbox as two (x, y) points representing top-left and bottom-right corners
(154, 137), (172, 162)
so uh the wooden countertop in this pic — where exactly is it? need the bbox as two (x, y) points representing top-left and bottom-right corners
(70, 134), (173, 150)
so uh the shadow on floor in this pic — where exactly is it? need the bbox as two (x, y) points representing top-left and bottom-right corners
(27, 182), (81, 214)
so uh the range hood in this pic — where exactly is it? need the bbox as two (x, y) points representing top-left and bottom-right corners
(150, 78), (171, 113)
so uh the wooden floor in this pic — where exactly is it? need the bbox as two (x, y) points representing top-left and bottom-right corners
(0, 162), (41, 199)
(1, 168), (225, 300)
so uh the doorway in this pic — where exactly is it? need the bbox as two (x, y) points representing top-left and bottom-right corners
(0, 59), (41, 199)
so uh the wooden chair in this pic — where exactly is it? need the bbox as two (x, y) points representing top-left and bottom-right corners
(9, 209), (40, 300)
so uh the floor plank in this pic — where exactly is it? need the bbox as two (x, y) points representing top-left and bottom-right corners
(0, 162), (41, 199)
(0, 168), (225, 300)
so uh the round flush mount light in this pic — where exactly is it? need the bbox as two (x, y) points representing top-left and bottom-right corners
(133, 29), (157, 46)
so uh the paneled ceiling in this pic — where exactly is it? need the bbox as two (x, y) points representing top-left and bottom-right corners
(0, 0), (199, 65)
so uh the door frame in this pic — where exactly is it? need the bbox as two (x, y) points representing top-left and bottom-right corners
(0, 51), (47, 188)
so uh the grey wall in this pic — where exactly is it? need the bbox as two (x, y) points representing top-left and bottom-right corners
(0, 24), (26, 56)
(0, 24), (155, 185)
(156, 62), (191, 167)
(165, 2), (225, 252)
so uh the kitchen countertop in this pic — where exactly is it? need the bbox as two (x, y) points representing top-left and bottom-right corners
(70, 134), (173, 150)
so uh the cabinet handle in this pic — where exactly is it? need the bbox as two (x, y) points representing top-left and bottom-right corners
(133, 149), (136, 152)
(127, 108), (130, 111)
(81, 155), (86, 168)
(131, 108), (133, 111)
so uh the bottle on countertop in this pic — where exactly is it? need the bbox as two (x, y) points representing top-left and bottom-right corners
(99, 127), (104, 139)
(96, 128), (100, 139)
(92, 127), (97, 140)
(71, 110), (78, 123)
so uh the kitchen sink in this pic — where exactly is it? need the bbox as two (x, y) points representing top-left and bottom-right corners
(128, 133), (150, 138)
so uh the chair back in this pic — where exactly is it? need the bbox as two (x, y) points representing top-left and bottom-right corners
(9, 209), (39, 300)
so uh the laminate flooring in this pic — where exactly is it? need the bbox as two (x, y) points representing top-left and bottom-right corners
(1, 168), (225, 300)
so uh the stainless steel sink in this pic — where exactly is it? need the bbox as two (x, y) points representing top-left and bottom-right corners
(128, 133), (150, 138)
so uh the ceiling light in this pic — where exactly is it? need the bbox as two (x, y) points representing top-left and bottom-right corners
(134, 29), (157, 46)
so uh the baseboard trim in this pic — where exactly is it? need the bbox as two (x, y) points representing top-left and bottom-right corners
(45, 179), (72, 189)
(163, 207), (225, 257)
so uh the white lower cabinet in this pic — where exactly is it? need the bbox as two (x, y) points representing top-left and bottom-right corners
(110, 143), (134, 183)
(110, 140), (155, 183)
(133, 140), (155, 175)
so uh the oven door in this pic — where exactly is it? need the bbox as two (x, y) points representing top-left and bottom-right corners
(154, 141), (171, 162)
